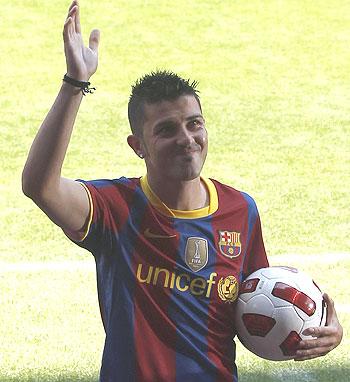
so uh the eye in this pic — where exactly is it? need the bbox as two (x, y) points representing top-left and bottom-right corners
(155, 123), (176, 136)
(188, 118), (204, 129)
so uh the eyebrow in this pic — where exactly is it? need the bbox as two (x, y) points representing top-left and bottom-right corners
(154, 114), (204, 129)
(186, 114), (204, 121)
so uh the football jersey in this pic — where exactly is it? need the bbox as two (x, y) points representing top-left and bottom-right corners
(72, 176), (269, 382)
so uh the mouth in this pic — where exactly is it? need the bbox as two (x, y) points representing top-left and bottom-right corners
(174, 151), (201, 164)
(176, 146), (201, 156)
(175, 151), (199, 160)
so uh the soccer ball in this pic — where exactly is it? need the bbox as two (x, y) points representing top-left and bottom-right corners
(234, 266), (326, 361)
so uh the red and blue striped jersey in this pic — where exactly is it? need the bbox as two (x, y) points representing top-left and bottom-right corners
(72, 176), (268, 382)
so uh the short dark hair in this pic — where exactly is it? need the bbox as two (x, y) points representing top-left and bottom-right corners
(128, 70), (201, 136)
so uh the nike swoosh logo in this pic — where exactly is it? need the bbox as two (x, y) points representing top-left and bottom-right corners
(144, 228), (177, 239)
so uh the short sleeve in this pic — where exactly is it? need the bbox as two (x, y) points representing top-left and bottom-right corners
(67, 179), (120, 257)
(246, 214), (269, 273)
(240, 193), (269, 278)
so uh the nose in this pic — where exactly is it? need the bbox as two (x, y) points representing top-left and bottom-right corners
(176, 125), (195, 147)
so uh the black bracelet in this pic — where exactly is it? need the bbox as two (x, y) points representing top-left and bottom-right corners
(63, 74), (96, 95)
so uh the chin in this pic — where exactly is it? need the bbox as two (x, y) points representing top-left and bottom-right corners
(168, 166), (203, 182)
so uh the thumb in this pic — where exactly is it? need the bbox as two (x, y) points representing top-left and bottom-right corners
(89, 29), (100, 52)
(323, 293), (335, 325)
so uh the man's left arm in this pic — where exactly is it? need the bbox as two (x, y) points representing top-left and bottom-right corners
(294, 293), (343, 361)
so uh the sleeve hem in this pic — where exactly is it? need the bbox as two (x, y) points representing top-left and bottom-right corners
(64, 181), (94, 243)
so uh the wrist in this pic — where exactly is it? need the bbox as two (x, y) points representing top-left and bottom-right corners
(62, 74), (96, 96)
(66, 70), (90, 82)
(61, 81), (84, 96)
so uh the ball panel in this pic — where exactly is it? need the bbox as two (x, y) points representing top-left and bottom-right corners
(240, 278), (259, 294)
(280, 331), (302, 357)
(242, 313), (276, 337)
(272, 282), (316, 316)
(260, 266), (298, 280)
(245, 294), (275, 316)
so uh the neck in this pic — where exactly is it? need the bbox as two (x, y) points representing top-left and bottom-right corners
(147, 175), (209, 210)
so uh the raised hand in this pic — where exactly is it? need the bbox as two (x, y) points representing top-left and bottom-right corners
(63, 0), (100, 81)
(294, 293), (343, 361)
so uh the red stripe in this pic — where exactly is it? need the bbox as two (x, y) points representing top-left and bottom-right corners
(241, 215), (268, 276)
(206, 183), (248, 381)
(88, 179), (139, 232)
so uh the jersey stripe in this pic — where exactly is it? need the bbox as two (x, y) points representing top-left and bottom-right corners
(239, 192), (258, 282)
(133, 186), (178, 381)
(98, 178), (145, 381)
(207, 183), (244, 381)
(171, 217), (217, 382)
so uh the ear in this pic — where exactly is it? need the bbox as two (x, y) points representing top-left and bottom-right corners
(127, 135), (144, 159)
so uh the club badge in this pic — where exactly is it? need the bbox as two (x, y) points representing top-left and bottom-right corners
(218, 230), (241, 258)
(185, 237), (208, 272)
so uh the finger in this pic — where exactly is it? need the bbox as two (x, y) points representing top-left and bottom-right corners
(301, 326), (317, 337)
(75, 2), (81, 34)
(302, 325), (337, 338)
(323, 293), (336, 325)
(89, 29), (100, 52)
(298, 335), (336, 351)
(294, 351), (328, 361)
(295, 345), (330, 359)
(67, 2), (78, 21)
(63, 16), (73, 42)
(68, 0), (78, 13)
(323, 292), (334, 309)
(65, 5), (78, 35)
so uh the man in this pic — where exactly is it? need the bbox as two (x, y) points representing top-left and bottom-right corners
(22, 1), (343, 381)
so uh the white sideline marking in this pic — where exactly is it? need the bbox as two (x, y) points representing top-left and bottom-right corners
(1, 254), (349, 313)
(0, 260), (95, 273)
(2, 253), (348, 273)
(271, 252), (349, 264)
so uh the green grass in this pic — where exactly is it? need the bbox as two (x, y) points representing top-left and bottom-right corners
(1, 0), (349, 380)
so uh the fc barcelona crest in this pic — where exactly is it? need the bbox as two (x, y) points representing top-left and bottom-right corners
(185, 237), (208, 272)
(218, 231), (241, 258)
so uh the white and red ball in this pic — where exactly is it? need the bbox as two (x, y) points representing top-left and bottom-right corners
(235, 266), (326, 361)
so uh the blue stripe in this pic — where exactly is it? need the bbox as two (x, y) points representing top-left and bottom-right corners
(99, 179), (148, 382)
(239, 192), (258, 283)
(170, 216), (217, 382)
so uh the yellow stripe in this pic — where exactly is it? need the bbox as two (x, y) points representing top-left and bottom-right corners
(77, 182), (94, 242)
(140, 176), (218, 219)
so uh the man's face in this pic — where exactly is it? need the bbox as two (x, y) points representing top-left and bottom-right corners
(140, 95), (208, 183)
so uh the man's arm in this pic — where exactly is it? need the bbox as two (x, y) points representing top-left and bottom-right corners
(22, 1), (100, 237)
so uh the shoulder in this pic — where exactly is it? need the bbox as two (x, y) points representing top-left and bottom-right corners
(210, 178), (258, 210)
(79, 176), (140, 189)
(79, 177), (141, 195)
(77, 177), (143, 209)
(210, 178), (256, 207)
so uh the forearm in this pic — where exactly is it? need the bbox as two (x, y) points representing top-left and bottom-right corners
(22, 82), (83, 198)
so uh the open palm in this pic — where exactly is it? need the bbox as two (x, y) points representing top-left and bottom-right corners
(63, 1), (100, 81)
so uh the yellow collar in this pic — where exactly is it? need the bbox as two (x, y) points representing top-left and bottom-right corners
(140, 176), (218, 219)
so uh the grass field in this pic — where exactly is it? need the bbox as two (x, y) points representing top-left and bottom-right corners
(1, 0), (349, 380)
